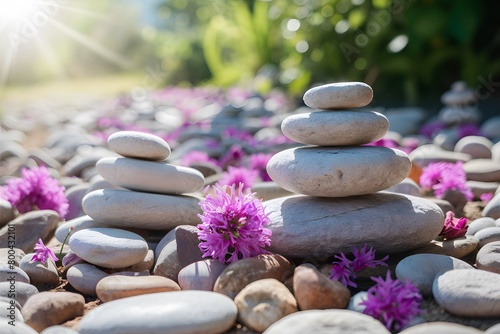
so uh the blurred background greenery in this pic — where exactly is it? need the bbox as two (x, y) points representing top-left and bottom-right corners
(1, 0), (500, 107)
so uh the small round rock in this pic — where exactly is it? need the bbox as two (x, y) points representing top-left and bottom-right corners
(107, 131), (171, 161)
(303, 82), (373, 110)
(476, 241), (500, 274)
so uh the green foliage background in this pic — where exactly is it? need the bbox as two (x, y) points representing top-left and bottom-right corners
(154, 0), (500, 103)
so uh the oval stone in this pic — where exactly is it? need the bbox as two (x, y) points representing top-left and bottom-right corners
(432, 269), (500, 317)
(281, 111), (388, 146)
(267, 146), (411, 197)
(68, 228), (148, 268)
(96, 157), (204, 195)
(82, 189), (202, 230)
(66, 263), (108, 296)
(476, 241), (500, 274)
(263, 309), (390, 334)
(303, 82), (373, 110)
(454, 135), (493, 159)
(263, 193), (444, 258)
(77, 291), (237, 334)
(178, 259), (227, 291)
(463, 159), (500, 182)
(399, 322), (485, 334)
(483, 194), (500, 219)
(395, 254), (474, 297)
(96, 275), (180, 302)
(107, 131), (171, 161)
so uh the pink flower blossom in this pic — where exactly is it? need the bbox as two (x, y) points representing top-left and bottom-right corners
(218, 145), (246, 168)
(330, 244), (388, 288)
(419, 161), (473, 201)
(31, 238), (58, 264)
(439, 211), (468, 240)
(0, 166), (69, 218)
(181, 151), (219, 168)
(480, 192), (494, 203)
(197, 183), (272, 264)
(248, 153), (273, 182)
(217, 166), (258, 190)
(361, 271), (422, 332)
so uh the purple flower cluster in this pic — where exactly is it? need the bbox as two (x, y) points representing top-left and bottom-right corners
(197, 183), (272, 264)
(361, 271), (422, 332)
(439, 211), (468, 240)
(329, 244), (388, 288)
(419, 161), (473, 201)
(31, 238), (58, 264)
(0, 166), (69, 218)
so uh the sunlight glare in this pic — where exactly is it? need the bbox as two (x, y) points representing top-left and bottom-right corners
(0, 0), (39, 22)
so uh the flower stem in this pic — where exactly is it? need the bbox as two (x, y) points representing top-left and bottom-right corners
(58, 226), (74, 260)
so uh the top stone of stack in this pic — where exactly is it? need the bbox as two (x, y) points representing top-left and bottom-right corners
(108, 131), (171, 161)
(303, 82), (373, 110)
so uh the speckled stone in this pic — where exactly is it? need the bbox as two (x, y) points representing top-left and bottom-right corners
(433, 269), (500, 317)
(303, 82), (373, 110)
(96, 157), (204, 195)
(267, 146), (411, 197)
(264, 193), (444, 258)
(281, 110), (388, 146)
(107, 131), (171, 161)
(263, 309), (390, 334)
(235, 278), (298, 333)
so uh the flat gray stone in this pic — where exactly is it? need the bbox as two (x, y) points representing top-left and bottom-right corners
(454, 136), (493, 159)
(178, 259), (227, 291)
(77, 291), (237, 334)
(0, 210), (60, 253)
(0, 300), (24, 324)
(19, 254), (60, 286)
(433, 269), (500, 317)
(384, 178), (421, 197)
(303, 82), (373, 110)
(0, 199), (16, 227)
(0, 248), (25, 267)
(0, 264), (30, 284)
(281, 110), (388, 146)
(66, 263), (108, 296)
(107, 131), (171, 161)
(395, 254), (474, 297)
(263, 309), (390, 334)
(464, 159), (500, 182)
(467, 181), (500, 200)
(263, 193), (444, 258)
(410, 144), (471, 168)
(153, 228), (182, 281)
(0, 282), (38, 306)
(467, 217), (496, 235)
(475, 227), (500, 249)
(267, 146), (411, 197)
(83, 189), (202, 230)
(251, 182), (294, 201)
(96, 157), (204, 194)
(96, 275), (180, 302)
(68, 228), (148, 268)
(483, 194), (500, 219)
(412, 235), (478, 259)
(476, 241), (500, 274)
(55, 215), (108, 243)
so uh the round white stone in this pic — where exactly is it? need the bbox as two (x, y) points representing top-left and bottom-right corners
(68, 228), (148, 268)
(281, 111), (388, 146)
(267, 146), (411, 197)
(82, 189), (202, 230)
(96, 157), (205, 194)
(107, 131), (171, 161)
(303, 82), (373, 110)
(263, 192), (444, 258)
(77, 291), (237, 334)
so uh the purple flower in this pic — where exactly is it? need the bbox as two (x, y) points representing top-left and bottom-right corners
(330, 244), (388, 288)
(361, 271), (422, 332)
(364, 138), (399, 148)
(420, 120), (446, 138)
(0, 166), (69, 218)
(248, 153), (273, 182)
(419, 161), (473, 201)
(480, 192), (494, 203)
(217, 166), (258, 190)
(219, 145), (246, 168)
(31, 238), (58, 264)
(457, 123), (482, 138)
(439, 211), (468, 240)
(197, 183), (272, 264)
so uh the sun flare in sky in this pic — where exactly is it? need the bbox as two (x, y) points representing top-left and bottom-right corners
(0, 0), (40, 23)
